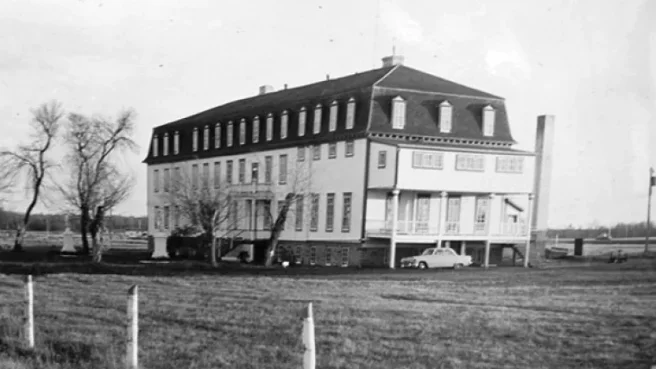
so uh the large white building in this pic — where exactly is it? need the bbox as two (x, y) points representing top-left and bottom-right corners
(144, 55), (554, 268)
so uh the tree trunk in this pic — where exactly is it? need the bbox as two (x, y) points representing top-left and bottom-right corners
(90, 205), (105, 264)
(12, 225), (26, 252)
(210, 232), (218, 267)
(264, 193), (294, 267)
(264, 228), (282, 267)
(80, 208), (90, 255)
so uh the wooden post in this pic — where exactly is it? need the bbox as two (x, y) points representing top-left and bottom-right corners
(127, 285), (139, 369)
(24, 275), (34, 348)
(302, 303), (315, 369)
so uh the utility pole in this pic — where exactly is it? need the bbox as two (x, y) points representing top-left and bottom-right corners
(646, 167), (654, 254)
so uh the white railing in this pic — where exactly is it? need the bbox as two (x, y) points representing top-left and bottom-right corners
(445, 221), (460, 234)
(396, 220), (439, 235)
(366, 220), (526, 238)
(500, 222), (527, 236)
(473, 222), (487, 234)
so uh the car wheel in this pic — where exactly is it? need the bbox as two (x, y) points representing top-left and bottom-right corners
(418, 262), (428, 269)
(453, 263), (463, 270)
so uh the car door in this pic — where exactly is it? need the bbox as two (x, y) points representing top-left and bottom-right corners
(442, 248), (458, 266)
(431, 249), (446, 268)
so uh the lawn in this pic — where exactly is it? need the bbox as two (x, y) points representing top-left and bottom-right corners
(0, 259), (655, 369)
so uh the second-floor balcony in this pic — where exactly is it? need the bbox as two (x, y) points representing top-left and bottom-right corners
(365, 219), (527, 239)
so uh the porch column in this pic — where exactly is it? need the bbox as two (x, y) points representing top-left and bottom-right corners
(483, 240), (491, 268)
(483, 194), (495, 268)
(438, 191), (448, 235)
(460, 241), (466, 256)
(389, 189), (400, 269)
(524, 194), (535, 268)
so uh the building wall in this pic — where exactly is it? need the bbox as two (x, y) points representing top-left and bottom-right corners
(396, 148), (535, 194)
(146, 139), (368, 242)
(367, 141), (396, 188)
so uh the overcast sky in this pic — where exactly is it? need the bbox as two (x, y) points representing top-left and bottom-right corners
(1, 0), (655, 228)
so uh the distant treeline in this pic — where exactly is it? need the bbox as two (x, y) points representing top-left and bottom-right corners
(547, 222), (656, 239)
(0, 208), (147, 232)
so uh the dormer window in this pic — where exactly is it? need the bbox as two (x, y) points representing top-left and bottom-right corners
(266, 113), (273, 141)
(203, 125), (209, 150)
(174, 131), (179, 154)
(163, 133), (169, 156)
(227, 121), (233, 147)
(483, 105), (495, 136)
(252, 116), (260, 143)
(439, 101), (453, 133)
(313, 104), (322, 134)
(192, 128), (198, 152)
(391, 96), (406, 129)
(329, 101), (338, 132)
(239, 119), (246, 145)
(346, 97), (355, 129)
(214, 123), (221, 149)
(298, 107), (306, 137)
(152, 134), (159, 157)
(281, 110), (288, 139)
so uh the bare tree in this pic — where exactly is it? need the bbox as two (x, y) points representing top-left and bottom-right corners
(58, 110), (138, 262)
(167, 165), (248, 267)
(0, 101), (63, 251)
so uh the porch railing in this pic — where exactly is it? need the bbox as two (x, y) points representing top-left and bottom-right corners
(366, 219), (527, 237)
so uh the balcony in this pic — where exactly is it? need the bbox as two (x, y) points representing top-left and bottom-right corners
(497, 222), (527, 236)
(365, 219), (527, 240)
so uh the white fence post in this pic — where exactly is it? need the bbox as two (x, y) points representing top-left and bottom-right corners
(302, 303), (315, 369)
(126, 285), (139, 369)
(24, 275), (34, 348)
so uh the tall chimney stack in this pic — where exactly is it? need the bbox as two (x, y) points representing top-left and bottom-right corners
(382, 54), (404, 68)
(259, 85), (275, 95)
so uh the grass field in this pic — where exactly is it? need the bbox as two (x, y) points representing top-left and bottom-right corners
(1, 258), (655, 369)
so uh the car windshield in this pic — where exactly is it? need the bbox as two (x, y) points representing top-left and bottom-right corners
(421, 248), (434, 256)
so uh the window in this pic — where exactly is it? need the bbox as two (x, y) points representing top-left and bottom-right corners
(173, 205), (180, 228)
(174, 131), (180, 154)
(239, 119), (246, 145)
(281, 111), (288, 139)
(329, 101), (338, 132)
(279, 154), (288, 184)
(214, 162), (221, 188)
(231, 200), (238, 229)
(345, 140), (354, 157)
(265, 156), (272, 183)
(455, 154), (485, 171)
(325, 247), (332, 266)
(378, 151), (387, 168)
(227, 121), (233, 147)
(203, 125), (209, 150)
(214, 123), (221, 149)
(226, 160), (233, 184)
(346, 98), (356, 129)
(266, 113), (273, 141)
(326, 193), (335, 232)
(260, 200), (272, 230)
(447, 197), (461, 222)
(475, 197), (489, 225)
(342, 192), (352, 232)
(310, 246), (316, 265)
(496, 156), (524, 173)
(277, 200), (286, 230)
(439, 101), (453, 133)
(202, 163), (209, 188)
(313, 104), (322, 134)
(163, 168), (170, 192)
(295, 195), (304, 231)
(174, 167), (180, 188)
(298, 107), (306, 136)
(328, 143), (337, 159)
(341, 247), (349, 267)
(310, 193), (319, 231)
(238, 159), (246, 184)
(483, 105), (495, 136)
(163, 133), (169, 156)
(163, 206), (170, 230)
(192, 128), (198, 152)
(253, 116), (260, 143)
(153, 169), (159, 192)
(154, 206), (160, 230)
(391, 96), (406, 129)
(152, 135), (158, 157)
(312, 144), (321, 160)
(251, 162), (259, 184)
(412, 151), (444, 169)
(297, 147), (305, 162)
(191, 164), (199, 189)
(294, 245), (302, 264)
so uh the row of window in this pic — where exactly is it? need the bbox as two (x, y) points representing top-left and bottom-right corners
(153, 142), (356, 192)
(296, 192), (352, 233)
(384, 195), (491, 225)
(391, 150), (524, 173)
(280, 245), (350, 266)
(391, 98), (496, 136)
(151, 98), (357, 157)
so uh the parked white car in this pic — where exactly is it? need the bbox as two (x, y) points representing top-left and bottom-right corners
(400, 248), (473, 269)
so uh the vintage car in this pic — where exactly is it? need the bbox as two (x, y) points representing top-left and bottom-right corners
(400, 247), (473, 269)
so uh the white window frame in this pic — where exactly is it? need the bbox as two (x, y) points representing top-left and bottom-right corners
(174, 131), (179, 154)
(310, 246), (316, 265)
(342, 192), (352, 232)
(496, 156), (524, 173)
(227, 121), (233, 147)
(345, 140), (354, 157)
(253, 116), (260, 143)
(163, 168), (170, 192)
(325, 246), (332, 266)
(281, 110), (288, 139)
(239, 119), (246, 145)
(378, 151), (387, 168)
(313, 104), (322, 134)
(203, 125), (209, 150)
(192, 128), (198, 152)
(483, 105), (495, 136)
(163, 133), (169, 156)
(214, 123), (221, 149)
(329, 100), (338, 132)
(439, 101), (453, 133)
(152, 135), (159, 157)
(346, 98), (355, 129)
(412, 151), (444, 170)
(153, 169), (159, 192)
(341, 247), (349, 267)
(326, 193), (335, 232)
(310, 193), (319, 232)
(391, 96), (406, 129)
(214, 161), (221, 189)
(328, 143), (337, 159)
(266, 113), (273, 141)
(298, 107), (306, 137)
(455, 154), (485, 172)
